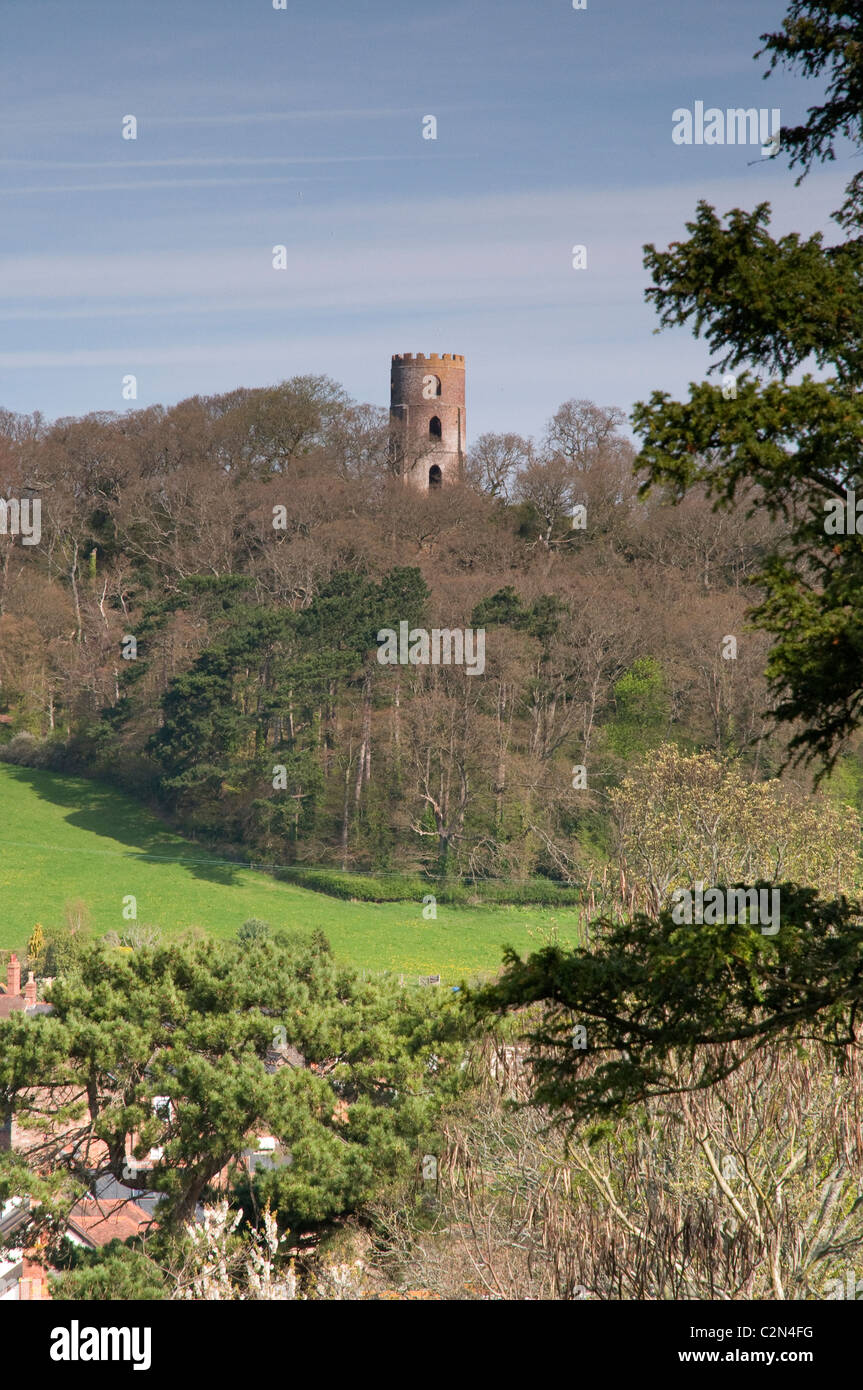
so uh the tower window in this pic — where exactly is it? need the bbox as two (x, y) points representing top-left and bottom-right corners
(427, 375), (442, 397)
(429, 415), (442, 439)
(429, 464), (442, 489)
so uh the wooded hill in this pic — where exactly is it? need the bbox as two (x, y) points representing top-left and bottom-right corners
(0, 382), (842, 881)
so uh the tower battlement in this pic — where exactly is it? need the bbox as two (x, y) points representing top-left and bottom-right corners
(391, 353), (465, 365)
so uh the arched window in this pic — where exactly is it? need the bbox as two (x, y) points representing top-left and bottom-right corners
(429, 415), (442, 439)
(427, 375), (442, 397)
(428, 464), (442, 489)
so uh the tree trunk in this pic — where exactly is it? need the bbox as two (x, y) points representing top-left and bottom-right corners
(362, 674), (372, 786)
(69, 538), (82, 643)
(339, 756), (351, 869)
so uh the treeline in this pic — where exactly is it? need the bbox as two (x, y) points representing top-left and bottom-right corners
(0, 379), (849, 878)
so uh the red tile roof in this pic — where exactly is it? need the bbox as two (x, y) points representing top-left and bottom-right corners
(66, 1197), (155, 1248)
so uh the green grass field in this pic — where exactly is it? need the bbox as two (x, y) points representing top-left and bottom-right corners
(0, 763), (584, 981)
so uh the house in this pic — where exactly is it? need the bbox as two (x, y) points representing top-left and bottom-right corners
(0, 1198), (51, 1300)
(0, 956), (53, 1152)
(240, 1135), (293, 1177)
(65, 1195), (155, 1249)
(0, 1185), (156, 1291)
(92, 1174), (163, 1221)
(0, 1196), (30, 1243)
(0, 1253), (52, 1301)
(0, 953), (51, 1020)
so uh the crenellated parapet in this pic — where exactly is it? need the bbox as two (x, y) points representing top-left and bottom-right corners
(392, 353), (465, 365)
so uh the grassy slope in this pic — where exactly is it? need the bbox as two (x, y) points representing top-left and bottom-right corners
(0, 764), (582, 981)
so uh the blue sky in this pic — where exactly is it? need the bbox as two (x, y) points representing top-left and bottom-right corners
(0, 0), (849, 439)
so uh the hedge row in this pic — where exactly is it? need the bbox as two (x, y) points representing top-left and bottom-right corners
(275, 867), (581, 906)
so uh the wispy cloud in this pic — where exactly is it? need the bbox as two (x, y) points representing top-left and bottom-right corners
(1, 177), (332, 195)
(0, 155), (455, 170)
(0, 106), (441, 134)
(0, 172), (846, 305)
(0, 172), (846, 386)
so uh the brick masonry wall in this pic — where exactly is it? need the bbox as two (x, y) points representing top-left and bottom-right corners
(390, 353), (465, 488)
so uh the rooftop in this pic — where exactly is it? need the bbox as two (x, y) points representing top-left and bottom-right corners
(66, 1196), (155, 1248)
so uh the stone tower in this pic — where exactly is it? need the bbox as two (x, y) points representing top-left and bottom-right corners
(390, 352), (465, 489)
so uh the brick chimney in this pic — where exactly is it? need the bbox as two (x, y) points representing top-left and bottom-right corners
(6, 953), (20, 997)
(24, 972), (37, 1007)
(19, 1259), (50, 1300)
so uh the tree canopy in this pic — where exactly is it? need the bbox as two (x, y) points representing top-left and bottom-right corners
(0, 931), (464, 1239)
(472, 884), (863, 1128)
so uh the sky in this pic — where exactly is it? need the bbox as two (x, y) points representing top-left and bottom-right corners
(0, 0), (851, 441)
